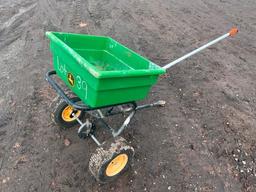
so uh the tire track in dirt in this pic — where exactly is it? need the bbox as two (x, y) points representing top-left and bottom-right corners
(0, 2), (37, 176)
(0, 3), (36, 49)
(70, 0), (96, 34)
(70, 0), (82, 28)
(37, 0), (64, 31)
(0, 0), (80, 190)
(0, 1), (53, 191)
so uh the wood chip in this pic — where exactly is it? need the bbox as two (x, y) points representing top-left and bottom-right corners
(79, 22), (87, 28)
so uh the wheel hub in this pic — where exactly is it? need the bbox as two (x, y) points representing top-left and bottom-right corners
(105, 154), (128, 177)
(61, 105), (81, 122)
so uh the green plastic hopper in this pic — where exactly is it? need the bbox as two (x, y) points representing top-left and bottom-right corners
(46, 32), (165, 107)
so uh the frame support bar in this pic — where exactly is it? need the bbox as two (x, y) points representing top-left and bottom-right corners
(90, 134), (101, 146)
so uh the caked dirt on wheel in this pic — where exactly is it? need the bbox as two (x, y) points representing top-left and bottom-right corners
(1, 0), (256, 191)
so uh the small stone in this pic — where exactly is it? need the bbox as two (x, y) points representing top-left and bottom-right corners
(162, 175), (166, 179)
(2, 179), (6, 184)
(64, 138), (71, 146)
(168, 186), (171, 190)
(13, 142), (21, 149)
(55, 133), (61, 139)
(50, 181), (56, 189)
(193, 92), (200, 97)
(242, 161), (246, 165)
(134, 171), (137, 175)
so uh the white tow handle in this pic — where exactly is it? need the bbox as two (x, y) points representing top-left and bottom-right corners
(163, 28), (238, 70)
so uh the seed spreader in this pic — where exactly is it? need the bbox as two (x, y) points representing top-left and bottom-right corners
(45, 28), (238, 183)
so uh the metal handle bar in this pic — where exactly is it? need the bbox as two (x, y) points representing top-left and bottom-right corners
(163, 28), (238, 70)
(45, 71), (90, 110)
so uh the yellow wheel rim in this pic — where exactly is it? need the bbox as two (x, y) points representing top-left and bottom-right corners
(61, 105), (81, 122)
(106, 154), (128, 177)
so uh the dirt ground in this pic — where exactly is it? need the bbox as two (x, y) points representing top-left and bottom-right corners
(1, 0), (256, 191)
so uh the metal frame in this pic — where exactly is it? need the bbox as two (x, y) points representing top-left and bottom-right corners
(46, 70), (165, 146)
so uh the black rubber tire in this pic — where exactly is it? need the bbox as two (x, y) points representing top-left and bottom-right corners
(50, 96), (84, 129)
(89, 137), (135, 183)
